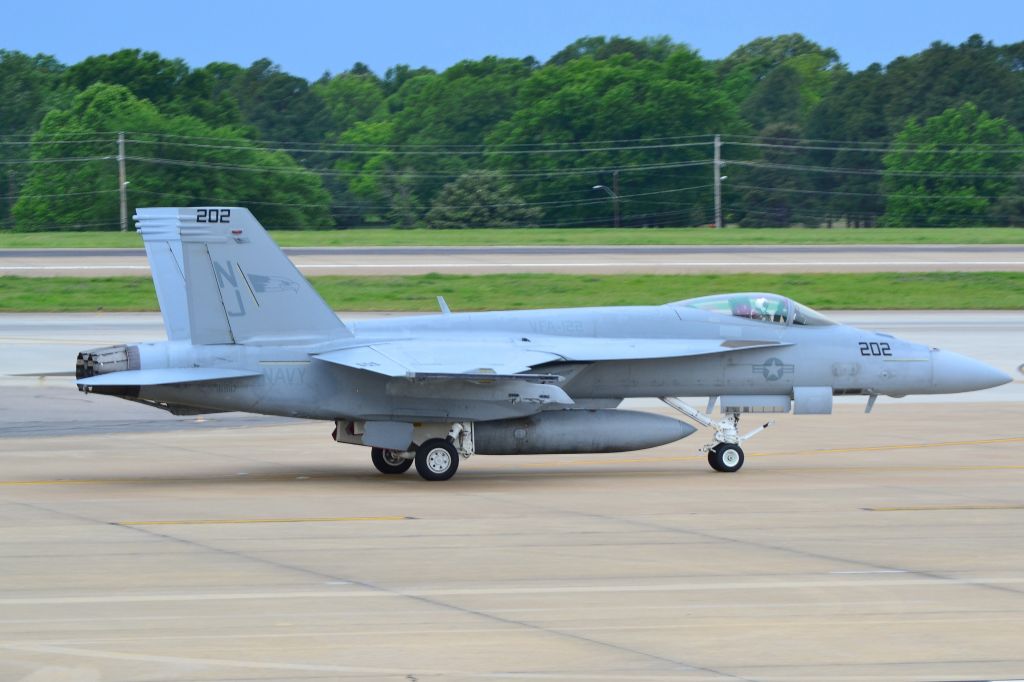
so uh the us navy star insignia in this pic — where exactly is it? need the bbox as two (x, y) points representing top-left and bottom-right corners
(753, 357), (794, 381)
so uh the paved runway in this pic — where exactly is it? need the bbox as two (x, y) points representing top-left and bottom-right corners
(2, 244), (1023, 275)
(1, 312), (1022, 680)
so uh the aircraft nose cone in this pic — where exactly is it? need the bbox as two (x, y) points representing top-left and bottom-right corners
(931, 350), (1012, 394)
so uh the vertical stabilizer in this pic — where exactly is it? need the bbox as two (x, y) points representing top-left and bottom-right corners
(134, 207), (351, 345)
(135, 208), (191, 340)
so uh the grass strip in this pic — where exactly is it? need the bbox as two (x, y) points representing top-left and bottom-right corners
(1, 227), (1023, 249)
(2, 272), (1022, 313)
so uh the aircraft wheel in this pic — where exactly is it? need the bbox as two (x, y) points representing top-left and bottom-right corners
(371, 447), (413, 474)
(415, 439), (459, 481)
(708, 443), (744, 473)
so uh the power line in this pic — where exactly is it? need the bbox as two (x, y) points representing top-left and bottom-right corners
(0, 156), (114, 166)
(726, 140), (1024, 154)
(0, 138), (120, 147)
(0, 188), (120, 201)
(121, 129), (716, 149)
(722, 132), (1024, 150)
(728, 183), (1024, 201)
(125, 137), (714, 156)
(728, 159), (1024, 179)
(127, 155), (712, 179)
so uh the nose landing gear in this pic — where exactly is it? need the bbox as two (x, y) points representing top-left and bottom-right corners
(708, 443), (744, 472)
(661, 397), (773, 473)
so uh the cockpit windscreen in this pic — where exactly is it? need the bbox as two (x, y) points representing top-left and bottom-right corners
(673, 293), (834, 326)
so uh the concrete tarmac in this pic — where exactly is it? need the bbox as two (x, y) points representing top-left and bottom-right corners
(2, 405), (1024, 680)
(1, 313), (1023, 680)
(2, 244), (1023, 276)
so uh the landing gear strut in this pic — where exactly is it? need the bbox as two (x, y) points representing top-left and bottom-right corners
(661, 397), (773, 473)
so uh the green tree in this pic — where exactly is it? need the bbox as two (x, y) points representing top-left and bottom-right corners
(804, 64), (890, 226)
(425, 171), (541, 228)
(547, 35), (675, 66)
(734, 123), (818, 226)
(0, 50), (68, 227)
(382, 64), (437, 98)
(331, 119), (416, 226)
(487, 49), (745, 226)
(230, 58), (329, 142)
(330, 57), (534, 226)
(882, 35), (1024, 132)
(313, 67), (385, 134)
(741, 65), (803, 130)
(12, 84), (331, 231)
(63, 49), (239, 125)
(718, 34), (839, 106)
(881, 102), (1024, 227)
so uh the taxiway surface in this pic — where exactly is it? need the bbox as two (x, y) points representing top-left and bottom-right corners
(0, 312), (1022, 680)
(2, 244), (1023, 276)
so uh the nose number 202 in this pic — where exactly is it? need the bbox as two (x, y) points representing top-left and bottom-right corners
(859, 341), (892, 357)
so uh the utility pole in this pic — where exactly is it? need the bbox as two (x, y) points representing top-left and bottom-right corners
(713, 134), (722, 228)
(5, 170), (15, 227)
(612, 169), (620, 228)
(117, 132), (127, 232)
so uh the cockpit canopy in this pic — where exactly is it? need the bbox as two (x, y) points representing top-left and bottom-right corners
(670, 293), (835, 326)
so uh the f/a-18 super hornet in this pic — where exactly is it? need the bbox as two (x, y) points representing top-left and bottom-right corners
(76, 208), (1011, 480)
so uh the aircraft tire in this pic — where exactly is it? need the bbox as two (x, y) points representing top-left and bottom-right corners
(708, 443), (744, 473)
(415, 439), (459, 481)
(371, 447), (413, 474)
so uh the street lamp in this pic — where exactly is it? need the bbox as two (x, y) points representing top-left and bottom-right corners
(592, 173), (620, 228)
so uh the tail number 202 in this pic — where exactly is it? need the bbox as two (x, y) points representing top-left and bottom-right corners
(196, 208), (231, 223)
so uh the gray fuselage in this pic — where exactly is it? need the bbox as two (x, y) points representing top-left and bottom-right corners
(120, 303), (988, 422)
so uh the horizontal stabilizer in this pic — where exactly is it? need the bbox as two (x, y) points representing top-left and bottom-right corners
(77, 367), (262, 387)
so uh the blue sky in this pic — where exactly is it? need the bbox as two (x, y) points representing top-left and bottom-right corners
(4, 0), (1022, 80)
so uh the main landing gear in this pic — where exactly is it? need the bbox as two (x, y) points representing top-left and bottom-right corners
(370, 447), (413, 475)
(414, 438), (459, 481)
(661, 397), (773, 473)
(369, 440), (460, 480)
(368, 423), (473, 481)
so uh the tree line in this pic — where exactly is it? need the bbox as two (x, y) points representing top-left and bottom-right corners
(1, 33), (1022, 230)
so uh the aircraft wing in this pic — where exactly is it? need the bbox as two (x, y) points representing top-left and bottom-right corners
(77, 367), (263, 387)
(315, 337), (789, 380)
(314, 341), (564, 381)
(316, 341), (573, 418)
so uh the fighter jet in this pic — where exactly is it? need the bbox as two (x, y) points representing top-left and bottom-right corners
(76, 208), (1012, 480)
